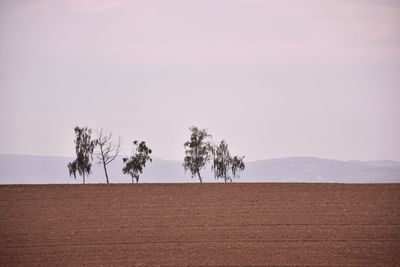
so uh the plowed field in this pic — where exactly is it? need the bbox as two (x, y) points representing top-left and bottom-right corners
(1, 183), (399, 266)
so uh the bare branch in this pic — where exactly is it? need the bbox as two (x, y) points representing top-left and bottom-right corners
(105, 137), (121, 165)
(95, 129), (121, 184)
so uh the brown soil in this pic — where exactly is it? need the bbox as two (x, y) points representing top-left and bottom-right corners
(0, 183), (399, 266)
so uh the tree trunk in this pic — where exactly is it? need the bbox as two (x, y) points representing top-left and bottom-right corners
(99, 144), (109, 184)
(83, 174), (85, 184)
(102, 162), (109, 184)
(197, 171), (202, 183)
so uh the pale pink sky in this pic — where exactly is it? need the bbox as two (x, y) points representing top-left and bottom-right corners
(0, 0), (399, 161)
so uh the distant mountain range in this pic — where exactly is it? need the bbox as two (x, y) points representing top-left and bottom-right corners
(0, 154), (399, 184)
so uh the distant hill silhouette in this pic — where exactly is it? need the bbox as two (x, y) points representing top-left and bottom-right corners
(0, 154), (399, 184)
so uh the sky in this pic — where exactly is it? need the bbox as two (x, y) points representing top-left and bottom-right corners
(0, 0), (399, 162)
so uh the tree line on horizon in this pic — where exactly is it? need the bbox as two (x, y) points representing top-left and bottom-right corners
(67, 126), (245, 184)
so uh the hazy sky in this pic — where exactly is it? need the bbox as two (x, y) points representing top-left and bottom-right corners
(1, 0), (399, 161)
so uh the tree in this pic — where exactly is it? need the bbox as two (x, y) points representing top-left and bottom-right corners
(68, 126), (97, 184)
(212, 140), (245, 183)
(95, 129), (120, 184)
(122, 141), (152, 183)
(231, 155), (245, 179)
(211, 140), (231, 183)
(183, 126), (212, 183)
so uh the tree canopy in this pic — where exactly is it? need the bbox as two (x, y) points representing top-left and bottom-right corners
(68, 126), (97, 184)
(212, 140), (245, 183)
(122, 141), (152, 183)
(183, 126), (212, 183)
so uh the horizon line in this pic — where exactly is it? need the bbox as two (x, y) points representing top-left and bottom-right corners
(1, 153), (399, 164)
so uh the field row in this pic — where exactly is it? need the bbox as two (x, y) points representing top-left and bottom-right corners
(1, 183), (399, 266)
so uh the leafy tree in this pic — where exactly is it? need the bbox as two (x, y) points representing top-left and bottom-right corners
(95, 129), (120, 184)
(183, 126), (212, 183)
(68, 126), (97, 184)
(122, 141), (152, 183)
(212, 140), (231, 182)
(212, 140), (245, 183)
(231, 155), (245, 179)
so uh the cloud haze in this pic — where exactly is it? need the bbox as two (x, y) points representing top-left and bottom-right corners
(0, 0), (399, 161)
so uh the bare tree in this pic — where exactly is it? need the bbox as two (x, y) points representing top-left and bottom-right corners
(95, 129), (120, 184)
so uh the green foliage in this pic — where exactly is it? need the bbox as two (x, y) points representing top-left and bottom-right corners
(122, 141), (152, 183)
(183, 126), (212, 183)
(212, 140), (231, 182)
(231, 155), (245, 179)
(212, 140), (245, 183)
(68, 126), (97, 184)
